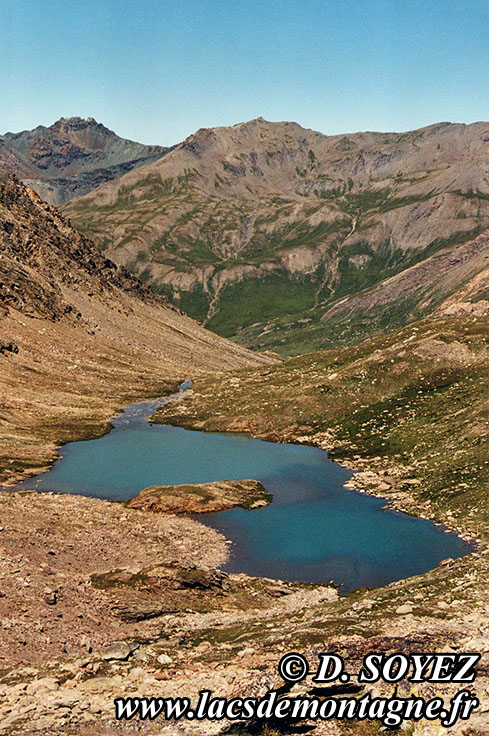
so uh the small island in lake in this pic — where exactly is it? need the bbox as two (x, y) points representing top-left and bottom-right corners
(127, 479), (272, 514)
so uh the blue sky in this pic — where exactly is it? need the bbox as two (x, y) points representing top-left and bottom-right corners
(1, 0), (488, 144)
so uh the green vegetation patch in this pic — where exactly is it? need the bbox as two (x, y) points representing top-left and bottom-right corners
(206, 272), (317, 337)
(176, 284), (211, 323)
(335, 240), (405, 299)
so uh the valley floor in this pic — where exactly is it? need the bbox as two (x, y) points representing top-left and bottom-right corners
(0, 316), (487, 735)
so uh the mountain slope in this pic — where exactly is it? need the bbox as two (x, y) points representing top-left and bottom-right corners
(234, 228), (489, 354)
(0, 175), (270, 483)
(0, 117), (170, 205)
(153, 313), (489, 735)
(63, 118), (489, 350)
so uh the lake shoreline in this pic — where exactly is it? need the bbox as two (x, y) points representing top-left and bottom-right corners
(7, 379), (479, 565)
(150, 409), (481, 553)
(18, 387), (474, 592)
(1, 382), (487, 735)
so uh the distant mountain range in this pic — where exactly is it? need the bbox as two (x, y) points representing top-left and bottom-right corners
(0, 117), (171, 205)
(4, 116), (489, 354)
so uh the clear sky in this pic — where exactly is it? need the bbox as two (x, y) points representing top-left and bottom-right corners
(1, 0), (488, 145)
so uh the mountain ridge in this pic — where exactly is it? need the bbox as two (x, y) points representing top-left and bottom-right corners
(0, 117), (171, 205)
(62, 116), (489, 352)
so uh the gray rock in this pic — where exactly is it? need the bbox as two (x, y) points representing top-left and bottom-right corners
(395, 603), (414, 615)
(101, 641), (138, 661)
(156, 653), (172, 665)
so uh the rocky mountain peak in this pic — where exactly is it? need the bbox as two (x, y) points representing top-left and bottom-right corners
(0, 119), (171, 205)
(54, 115), (107, 130)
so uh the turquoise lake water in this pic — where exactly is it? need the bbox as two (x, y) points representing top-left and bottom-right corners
(21, 397), (471, 592)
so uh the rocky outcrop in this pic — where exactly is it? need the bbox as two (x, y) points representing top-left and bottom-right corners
(0, 174), (171, 320)
(441, 298), (489, 316)
(127, 479), (272, 514)
(0, 339), (18, 354)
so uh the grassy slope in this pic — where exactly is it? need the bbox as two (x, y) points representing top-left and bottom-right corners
(230, 228), (489, 356)
(153, 315), (489, 735)
(68, 178), (489, 354)
(155, 316), (489, 538)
